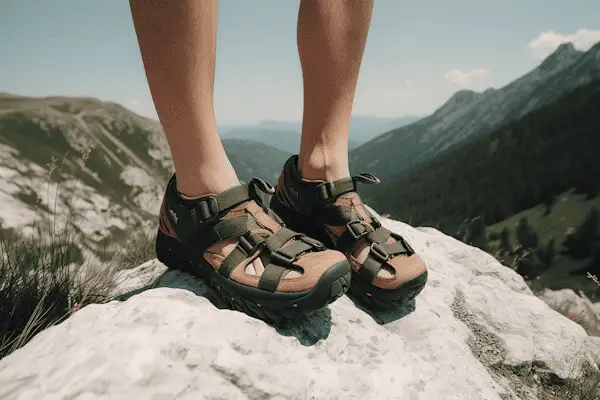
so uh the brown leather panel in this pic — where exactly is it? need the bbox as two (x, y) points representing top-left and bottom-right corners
(276, 249), (346, 292)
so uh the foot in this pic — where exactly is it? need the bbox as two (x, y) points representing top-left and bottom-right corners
(271, 155), (428, 309)
(156, 174), (351, 324)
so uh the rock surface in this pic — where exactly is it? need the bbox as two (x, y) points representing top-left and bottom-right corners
(0, 215), (595, 400)
(538, 288), (600, 336)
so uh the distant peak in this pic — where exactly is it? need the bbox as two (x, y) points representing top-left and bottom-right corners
(449, 89), (480, 103)
(538, 42), (582, 72)
(587, 41), (600, 55)
(555, 42), (576, 54)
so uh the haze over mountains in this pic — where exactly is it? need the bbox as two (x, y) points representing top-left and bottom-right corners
(219, 115), (422, 153)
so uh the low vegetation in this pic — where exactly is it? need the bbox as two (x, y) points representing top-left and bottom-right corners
(0, 155), (156, 361)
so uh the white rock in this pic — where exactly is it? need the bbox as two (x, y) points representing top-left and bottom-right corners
(0, 218), (594, 400)
(538, 288), (600, 336)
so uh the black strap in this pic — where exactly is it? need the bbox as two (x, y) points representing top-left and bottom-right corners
(219, 232), (267, 277)
(315, 178), (356, 202)
(258, 263), (290, 292)
(212, 215), (259, 242)
(263, 227), (298, 252)
(356, 228), (415, 283)
(357, 253), (384, 282)
(316, 173), (381, 202)
(317, 205), (358, 226)
(219, 246), (248, 277)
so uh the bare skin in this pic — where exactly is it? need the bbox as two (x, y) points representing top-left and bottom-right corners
(130, 0), (374, 274)
(130, 0), (239, 198)
(297, 0), (374, 181)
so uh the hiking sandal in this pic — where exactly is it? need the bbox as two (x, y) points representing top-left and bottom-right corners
(155, 174), (351, 323)
(271, 155), (428, 309)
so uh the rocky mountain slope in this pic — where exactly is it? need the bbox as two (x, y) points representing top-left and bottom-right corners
(350, 42), (600, 180)
(0, 212), (596, 400)
(0, 94), (172, 258)
(0, 95), (289, 260)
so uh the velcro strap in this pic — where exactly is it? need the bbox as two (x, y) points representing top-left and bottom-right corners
(215, 184), (252, 211)
(366, 226), (391, 244)
(317, 205), (358, 226)
(315, 173), (380, 202)
(316, 178), (356, 202)
(272, 240), (313, 262)
(212, 215), (260, 242)
(263, 227), (298, 252)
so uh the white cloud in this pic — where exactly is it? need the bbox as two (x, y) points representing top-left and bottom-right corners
(528, 29), (600, 59)
(443, 68), (491, 86)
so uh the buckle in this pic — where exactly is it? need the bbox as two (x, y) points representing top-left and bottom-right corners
(238, 235), (255, 254)
(370, 242), (389, 263)
(316, 182), (335, 201)
(270, 249), (296, 266)
(346, 220), (372, 240)
(196, 196), (219, 221)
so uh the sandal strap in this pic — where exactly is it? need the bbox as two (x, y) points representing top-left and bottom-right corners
(280, 156), (381, 215)
(167, 176), (274, 243)
(218, 224), (322, 292)
(356, 228), (415, 283)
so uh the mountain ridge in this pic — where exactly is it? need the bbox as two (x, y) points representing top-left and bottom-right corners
(349, 41), (600, 180)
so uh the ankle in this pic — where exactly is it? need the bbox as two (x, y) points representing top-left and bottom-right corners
(297, 151), (350, 182)
(175, 163), (239, 199)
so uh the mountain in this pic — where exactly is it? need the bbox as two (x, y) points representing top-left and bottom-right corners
(350, 42), (600, 180)
(0, 94), (172, 258)
(222, 139), (291, 182)
(364, 77), (600, 231)
(219, 114), (422, 152)
(220, 127), (304, 154)
(362, 78), (600, 292)
(0, 94), (288, 260)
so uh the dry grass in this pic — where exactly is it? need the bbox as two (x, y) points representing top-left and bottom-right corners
(0, 151), (128, 361)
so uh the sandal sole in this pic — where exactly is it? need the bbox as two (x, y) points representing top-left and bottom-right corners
(271, 194), (427, 309)
(349, 270), (428, 309)
(155, 230), (351, 324)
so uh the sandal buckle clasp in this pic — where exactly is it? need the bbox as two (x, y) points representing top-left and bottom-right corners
(346, 220), (372, 241)
(316, 182), (336, 201)
(196, 196), (220, 222)
(370, 242), (389, 263)
(271, 249), (296, 266)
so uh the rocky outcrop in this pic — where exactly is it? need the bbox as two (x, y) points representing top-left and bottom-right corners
(0, 215), (595, 400)
(538, 288), (600, 337)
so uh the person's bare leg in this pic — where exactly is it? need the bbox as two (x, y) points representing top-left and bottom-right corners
(129, 0), (238, 197)
(297, 0), (374, 181)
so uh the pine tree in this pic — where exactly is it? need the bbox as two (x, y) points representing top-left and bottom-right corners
(499, 227), (511, 253)
(516, 217), (539, 249)
(466, 216), (488, 251)
(563, 208), (599, 260)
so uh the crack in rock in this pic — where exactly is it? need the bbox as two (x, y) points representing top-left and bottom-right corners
(451, 290), (596, 399)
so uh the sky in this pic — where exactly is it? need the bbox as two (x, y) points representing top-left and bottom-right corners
(1, 1), (599, 125)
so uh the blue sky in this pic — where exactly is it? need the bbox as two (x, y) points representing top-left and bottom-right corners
(1, 1), (599, 125)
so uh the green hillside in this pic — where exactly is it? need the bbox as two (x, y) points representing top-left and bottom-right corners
(366, 78), (600, 230)
(364, 78), (600, 292)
